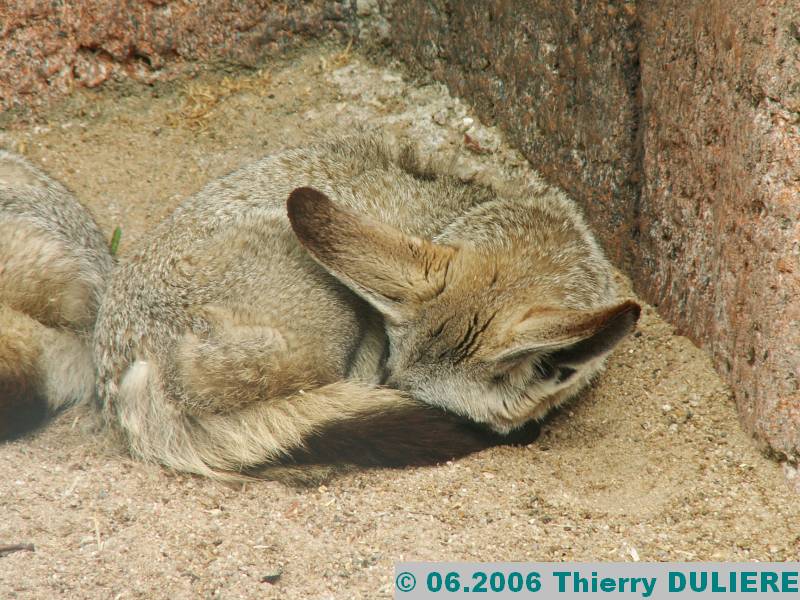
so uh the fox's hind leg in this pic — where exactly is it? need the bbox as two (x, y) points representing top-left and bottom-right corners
(0, 305), (94, 440)
(0, 305), (47, 439)
(0, 150), (112, 441)
(132, 303), (541, 480)
(0, 218), (101, 441)
(172, 303), (338, 414)
(175, 314), (542, 475)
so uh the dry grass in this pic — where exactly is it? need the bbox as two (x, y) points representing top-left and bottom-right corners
(168, 69), (273, 130)
(169, 38), (353, 130)
(318, 38), (354, 72)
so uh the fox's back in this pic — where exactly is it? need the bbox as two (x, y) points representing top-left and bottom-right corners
(93, 137), (495, 400)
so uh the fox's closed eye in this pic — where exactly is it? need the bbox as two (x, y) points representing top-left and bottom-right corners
(491, 354), (552, 386)
(534, 360), (576, 384)
(534, 360), (555, 380)
(491, 372), (509, 385)
(490, 355), (527, 385)
(492, 355), (576, 389)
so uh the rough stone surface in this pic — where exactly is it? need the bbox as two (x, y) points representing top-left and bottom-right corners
(383, 0), (800, 459)
(0, 0), (355, 113)
(384, 0), (642, 270)
(638, 0), (800, 459)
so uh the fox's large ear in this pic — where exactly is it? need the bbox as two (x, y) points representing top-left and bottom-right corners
(287, 187), (456, 323)
(495, 300), (641, 375)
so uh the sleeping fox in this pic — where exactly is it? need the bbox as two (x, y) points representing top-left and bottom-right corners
(0, 135), (639, 480)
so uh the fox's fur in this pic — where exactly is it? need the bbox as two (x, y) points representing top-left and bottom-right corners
(0, 136), (639, 480)
(0, 151), (113, 440)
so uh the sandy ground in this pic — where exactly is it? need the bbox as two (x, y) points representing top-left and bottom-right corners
(1, 43), (798, 600)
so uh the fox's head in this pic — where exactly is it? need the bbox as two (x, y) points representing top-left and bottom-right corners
(288, 187), (640, 434)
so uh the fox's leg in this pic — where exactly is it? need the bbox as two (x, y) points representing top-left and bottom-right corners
(0, 151), (111, 334)
(0, 305), (47, 439)
(0, 152), (110, 442)
(0, 219), (100, 331)
(170, 303), (340, 414)
(0, 305), (94, 440)
(174, 326), (312, 414)
(116, 304), (539, 479)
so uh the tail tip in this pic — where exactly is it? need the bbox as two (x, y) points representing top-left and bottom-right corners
(0, 381), (50, 442)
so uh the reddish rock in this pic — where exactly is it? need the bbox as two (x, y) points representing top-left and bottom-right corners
(0, 0), (355, 113)
(638, 0), (800, 458)
(384, 0), (642, 270)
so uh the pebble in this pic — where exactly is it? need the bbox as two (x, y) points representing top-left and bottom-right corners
(432, 109), (448, 126)
(260, 569), (283, 584)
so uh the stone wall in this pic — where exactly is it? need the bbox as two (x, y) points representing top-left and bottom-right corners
(638, 0), (799, 458)
(385, 0), (800, 459)
(384, 0), (641, 270)
(0, 0), (354, 112)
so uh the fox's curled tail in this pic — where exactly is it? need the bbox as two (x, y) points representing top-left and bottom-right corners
(0, 150), (113, 440)
(110, 371), (540, 484)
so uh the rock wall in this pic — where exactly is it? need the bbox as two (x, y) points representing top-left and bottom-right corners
(638, 0), (799, 458)
(384, 0), (800, 459)
(0, 0), (354, 112)
(384, 0), (641, 270)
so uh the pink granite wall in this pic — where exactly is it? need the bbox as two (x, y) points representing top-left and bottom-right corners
(0, 0), (354, 112)
(638, 0), (800, 458)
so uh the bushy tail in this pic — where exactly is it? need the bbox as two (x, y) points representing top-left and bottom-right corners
(111, 367), (540, 483)
(0, 150), (113, 440)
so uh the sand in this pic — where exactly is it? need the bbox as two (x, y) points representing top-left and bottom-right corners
(0, 42), (798, 600)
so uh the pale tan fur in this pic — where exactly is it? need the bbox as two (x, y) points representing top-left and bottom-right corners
(0, 150), (112, 333)
(1, 136), (639, 479)
(0, 305), (43, 386)
(0, 150), (112, 427)
(0, 222), (97, 328)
